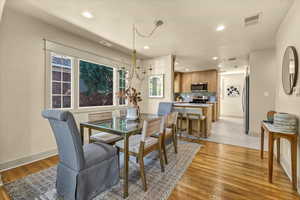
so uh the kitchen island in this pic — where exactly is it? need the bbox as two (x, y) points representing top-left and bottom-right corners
(173, 103), (213, 137)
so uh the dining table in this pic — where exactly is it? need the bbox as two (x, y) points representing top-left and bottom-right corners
(79, 113), (161, 198)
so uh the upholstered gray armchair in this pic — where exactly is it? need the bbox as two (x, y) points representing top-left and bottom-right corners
(157, 102), (173, 116)
(42, 110), (119, 200)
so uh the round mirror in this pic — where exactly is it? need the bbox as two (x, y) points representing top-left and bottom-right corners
(282, 46), (298, 95)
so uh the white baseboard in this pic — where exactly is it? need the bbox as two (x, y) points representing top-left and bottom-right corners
(280, 155), (292, 179)
(220, 115), (243, 119)
(280, 154), (300, 192)
(0, 149), (58, 172)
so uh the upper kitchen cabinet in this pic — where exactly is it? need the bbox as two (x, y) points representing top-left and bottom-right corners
(181, 72), (192, 92)
(174, 72), (182, 93)
(177, 69), (218, 93)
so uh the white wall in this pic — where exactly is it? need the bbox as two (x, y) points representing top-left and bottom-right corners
(0, 8), (131, 169)
(139, 55), (174, 114)
(249, 48), (277, 135)
(0, 0), (5, 21)
(275, 0), (300, 189)
(220, 73), (245, 118)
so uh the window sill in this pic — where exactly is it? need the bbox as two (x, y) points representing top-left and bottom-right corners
(71, 105), (129, 114)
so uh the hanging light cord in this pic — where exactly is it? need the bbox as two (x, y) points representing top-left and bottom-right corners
(135, 25), (160, 38)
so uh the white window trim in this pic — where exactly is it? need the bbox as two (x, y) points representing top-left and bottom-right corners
(45, 51), (128, 112)
(45, 52), (74, 110)
(118, 69), (127, 106)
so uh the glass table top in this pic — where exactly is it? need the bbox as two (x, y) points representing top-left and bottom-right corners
(80, 113), (161, 135)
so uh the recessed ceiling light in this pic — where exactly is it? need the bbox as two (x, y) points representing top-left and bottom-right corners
(212, 57), (218, 60)
(175, 62), (179, 65)
(81, 11), (94, 19)
(218, 64), (222, 68)
(185, 68), (190, 71)
(216, 25), (225, 31)
(144, 45), (150, 50)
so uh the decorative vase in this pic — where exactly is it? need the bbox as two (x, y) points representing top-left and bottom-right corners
(126, 107), (139, 121)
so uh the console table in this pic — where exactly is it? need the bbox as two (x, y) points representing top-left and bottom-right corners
(260, 122), (298, 190)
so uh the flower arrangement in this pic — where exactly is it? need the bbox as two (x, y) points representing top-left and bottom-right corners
(116, 87), (142, 107)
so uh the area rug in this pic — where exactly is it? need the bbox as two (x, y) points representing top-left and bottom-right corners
(5, 141), (201, 200)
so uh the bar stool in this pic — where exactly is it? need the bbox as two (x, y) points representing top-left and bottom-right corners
(185, 108), (206, 137)
(173, 107), (186, 137)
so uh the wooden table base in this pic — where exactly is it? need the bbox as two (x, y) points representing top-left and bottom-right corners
(261, 122), (298, 190)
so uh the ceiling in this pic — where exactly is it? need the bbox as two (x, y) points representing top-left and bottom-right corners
(7, 0), (294, 72)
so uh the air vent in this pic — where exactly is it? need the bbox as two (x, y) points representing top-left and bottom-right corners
(244, 13), (261, 26)
(228, 57), (237, 61)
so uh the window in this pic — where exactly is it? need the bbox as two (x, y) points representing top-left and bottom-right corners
(119, 70), (126, 105)
(79, 60), (114, 107)
(51, 53), (72, 109)
(149, 74), (164, 98)
(47, 50), (128, 110)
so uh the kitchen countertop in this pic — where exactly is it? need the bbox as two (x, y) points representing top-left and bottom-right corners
(173, 103), (212, 107)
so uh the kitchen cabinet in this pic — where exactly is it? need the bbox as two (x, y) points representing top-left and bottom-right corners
(181, 73), (192, 92)
(174, 72), (182, 93)
(178, 69), (218, 93)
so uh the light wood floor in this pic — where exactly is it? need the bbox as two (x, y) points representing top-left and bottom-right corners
(0, 140), (299, 200)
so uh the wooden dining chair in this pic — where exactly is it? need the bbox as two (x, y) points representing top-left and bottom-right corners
(115, 117), (165, 191)
(152, 112), (178, 165)
(88, 111), (123, 144)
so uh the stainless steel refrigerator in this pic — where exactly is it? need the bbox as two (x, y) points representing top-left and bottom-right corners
(242, 74), (250, 134)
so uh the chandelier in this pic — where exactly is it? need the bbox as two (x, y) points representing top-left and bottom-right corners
(126, 20), (164, 86)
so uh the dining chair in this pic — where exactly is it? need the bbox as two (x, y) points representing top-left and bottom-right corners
(157, 102), (173, 116)
(186, 108), (206, 137)
(42, 110), (119, 200)
(89, 111), (123, 144)
(152, 112), (178, 165)
(115, 117), (165, 191)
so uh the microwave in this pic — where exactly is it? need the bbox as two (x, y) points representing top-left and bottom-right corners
(191, 83), (208, 92)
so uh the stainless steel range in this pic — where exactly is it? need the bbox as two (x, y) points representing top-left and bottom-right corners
(190, 96), (209, 104)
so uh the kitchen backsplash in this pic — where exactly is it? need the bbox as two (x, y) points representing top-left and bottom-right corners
(175, 92), (217, 102)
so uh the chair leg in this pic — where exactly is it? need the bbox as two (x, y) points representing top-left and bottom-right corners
(138, 155), (147, 191)
(162, 137), (168, 165)
(179, 117), (183, 138)
(158, 140), (165, 172)
(175, 127), (179, 152)
(172, 129), (178, 153)
(198, 119), (201, 137)
(187, 118), (190, 135)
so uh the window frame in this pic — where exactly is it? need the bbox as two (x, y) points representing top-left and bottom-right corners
(118, 69), (127, 106)
(49, 52), (74, 110)
(45, 51), (128, 112)
(77, 59), (116, 109)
